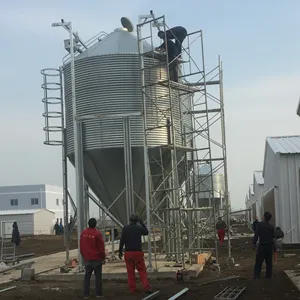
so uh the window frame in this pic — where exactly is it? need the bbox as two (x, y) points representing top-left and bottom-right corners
(31, 198), (39, 206)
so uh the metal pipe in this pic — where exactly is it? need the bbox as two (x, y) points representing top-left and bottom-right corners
(200, 31), (218, 264)
(111, 224), (116, 260)
(62, 128), (69, 264)
(219, 56), (231, 260)
(168, 288), (189, 300)
(123, 117), (134, 221)
(84, 183), (90, 226)
(88, 193), (123, 228)
(137, 20), (153, 271)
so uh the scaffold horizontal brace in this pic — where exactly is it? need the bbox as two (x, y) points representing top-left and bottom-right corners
(184, 108), (221, 114)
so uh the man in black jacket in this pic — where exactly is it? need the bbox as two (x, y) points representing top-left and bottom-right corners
(155, 26), (187, 82)
(253, 212), (275, 279)
(252, 217), (259, 232)
(118, 214), (152, 294)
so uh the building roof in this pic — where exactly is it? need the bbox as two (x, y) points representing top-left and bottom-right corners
(249, 184), (254, 195)
(0, 209), (54, 216)
(254, 171), (264, 185)
(245, 192), (249, 203)
(267, 136), (300, 154)
(263, 136), (300, 177)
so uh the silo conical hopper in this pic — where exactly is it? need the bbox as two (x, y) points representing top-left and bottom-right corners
(64, 27), (189, 225)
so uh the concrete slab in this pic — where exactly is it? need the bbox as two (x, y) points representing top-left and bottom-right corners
(0, 242), (116, 285)
(37, 251), (210, 281)
(37, 259), (204, 281)
(285, 270), (300, 291)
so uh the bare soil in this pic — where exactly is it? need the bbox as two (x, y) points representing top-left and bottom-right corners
(2, 236), (300, 299)
(18, 234), (77, 258)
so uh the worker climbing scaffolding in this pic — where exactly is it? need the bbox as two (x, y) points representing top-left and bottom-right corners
(155, 26), (188, 82)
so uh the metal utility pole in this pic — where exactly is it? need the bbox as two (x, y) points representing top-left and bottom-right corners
(52, 20), (85, 268)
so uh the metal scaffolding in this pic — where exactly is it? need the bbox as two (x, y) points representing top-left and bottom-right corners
(136, 13), (231, 268)
(41, 13), (231, 271)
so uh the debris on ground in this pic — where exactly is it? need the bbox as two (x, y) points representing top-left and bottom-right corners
(198, 275), (242, 286)
(284, 254), (296, 258)
(214, 286), (246, 300)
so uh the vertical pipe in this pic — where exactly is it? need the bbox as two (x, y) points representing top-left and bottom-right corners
(123, 117), (134, 220)
(60, 65), (69, 264)
(219, 56), (231, 259)
(111, 224), (116, 259)
(162, 16), (183, 266)
(137, 22), (153, 271)
(200, 31), (218, 263)
(69, 23), (84, 268)
(75, 121), (85, 268)
(62, 129), (69, 264)
(84, 183), (89, 226)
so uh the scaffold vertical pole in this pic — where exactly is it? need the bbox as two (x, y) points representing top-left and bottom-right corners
(200, 30), (218, 263)
(219, 56), (231, 260)
(137, 19), (153, 271)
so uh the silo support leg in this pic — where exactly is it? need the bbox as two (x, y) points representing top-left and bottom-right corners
(123, 117), (134, 222)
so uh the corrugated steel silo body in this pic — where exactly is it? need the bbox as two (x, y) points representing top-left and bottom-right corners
(196, 174), (225, 208)
(64, 29), (186, 225)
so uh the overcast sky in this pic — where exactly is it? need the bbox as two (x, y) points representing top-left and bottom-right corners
(0, 0), (300, 213)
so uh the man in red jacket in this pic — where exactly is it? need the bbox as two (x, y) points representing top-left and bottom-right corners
(80, 218), (105, 299)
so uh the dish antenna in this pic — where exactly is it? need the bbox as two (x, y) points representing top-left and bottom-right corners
(121, 17), (134, 32)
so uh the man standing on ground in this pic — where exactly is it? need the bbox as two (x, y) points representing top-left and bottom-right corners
(253, 212), (275, 279)
(216, 217), (227, 246)
(11, 221), (21, 256)
(252, 217), (259, 232)
(118, 214), (152, 295)
(80, 218), (105, 299)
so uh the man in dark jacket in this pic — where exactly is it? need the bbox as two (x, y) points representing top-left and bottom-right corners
(11, 222), (21, 246)
(80, 218), (105, 299)
(156, 26), (187, 82)
(253, 212), (275, 279)
(216, 217), (227, 245)
(118, 214), (152, 294)
(252, 217), (259, 232)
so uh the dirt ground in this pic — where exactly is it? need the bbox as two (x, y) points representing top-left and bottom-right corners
(18, 235), (77, 258)
(2, 236), (300, 299)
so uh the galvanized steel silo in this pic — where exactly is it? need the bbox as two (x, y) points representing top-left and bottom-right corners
(64, 28), (186, 225)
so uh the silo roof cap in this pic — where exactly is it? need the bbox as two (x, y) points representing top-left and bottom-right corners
(76, 28), (152, 58)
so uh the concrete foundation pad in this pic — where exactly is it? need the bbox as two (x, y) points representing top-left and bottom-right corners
(37, 259), (205, 281)
(285, 270), (300, 291)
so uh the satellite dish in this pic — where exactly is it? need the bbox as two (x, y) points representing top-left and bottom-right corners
(121, 17), (134, 32)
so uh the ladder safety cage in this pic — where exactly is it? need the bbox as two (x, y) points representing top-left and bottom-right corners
(41, 68), (64, 146)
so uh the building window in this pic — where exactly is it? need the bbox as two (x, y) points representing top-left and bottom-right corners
(56, 198), (59, 206)
(10, 199), (18, 206)
(31, 198), (39, 205)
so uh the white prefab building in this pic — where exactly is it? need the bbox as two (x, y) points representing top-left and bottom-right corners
(0, 184), (69, 222)
(253, 171), (264, 220)
(262, 136), (300, 244)
(246, 184), (256, 221)
(0, 209), (55, 236)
